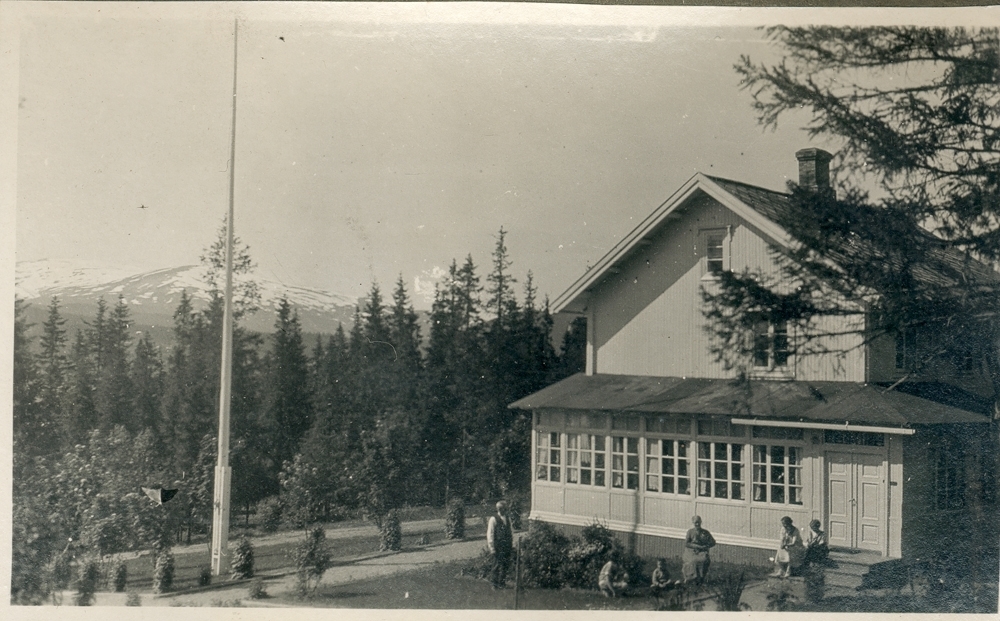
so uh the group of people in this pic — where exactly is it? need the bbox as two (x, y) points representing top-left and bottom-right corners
(771, 516), (829, 578)
(599, 514), (717, 597)
(486, 501), (830, 596)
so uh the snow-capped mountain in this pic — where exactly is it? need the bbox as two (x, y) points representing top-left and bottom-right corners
(16, 259), (359, 339)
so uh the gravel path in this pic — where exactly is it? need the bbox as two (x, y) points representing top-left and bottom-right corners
(87, 528), (494, 607)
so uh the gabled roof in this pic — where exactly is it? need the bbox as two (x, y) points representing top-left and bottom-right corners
(509, 373), (990, 427)
(553, 172), (998, 315)
(552, 173), (794, 314)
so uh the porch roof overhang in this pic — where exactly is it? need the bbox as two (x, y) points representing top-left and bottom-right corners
(509, 373), (991, 428)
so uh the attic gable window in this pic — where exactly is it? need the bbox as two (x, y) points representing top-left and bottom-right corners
(706, 233), (725, 273)
(752, 317), (790, 369)
(699, 228), (730, 277)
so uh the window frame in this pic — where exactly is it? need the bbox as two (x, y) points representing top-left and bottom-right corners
(696, 441), (746, 501)
(611, 435), (640, 490)
(646, 437), (692, 496)
(699, 227), (731, 278)
(752, 443), (804, 506)
(566, 432), (607, 487)
(535, 430), (562, 483)
(752, 317), (790, 371)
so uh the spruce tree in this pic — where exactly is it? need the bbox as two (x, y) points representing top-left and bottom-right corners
(37, 297), (68, 447)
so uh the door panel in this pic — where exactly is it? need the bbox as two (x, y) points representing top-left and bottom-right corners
(826, 452), (853, 548)
(826, 451), (884, 552)
(856, 453), (884, 551)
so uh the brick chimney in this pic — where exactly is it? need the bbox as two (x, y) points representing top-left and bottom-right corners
(795, 148), (833, 192)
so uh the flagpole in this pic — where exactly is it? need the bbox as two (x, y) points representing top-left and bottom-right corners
(211, 17), (238, 577)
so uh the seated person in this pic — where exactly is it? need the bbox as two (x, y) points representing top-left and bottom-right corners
(650, 559), (675, 596)
(599, 560), (629, 597)
(804, 519), (829, 566)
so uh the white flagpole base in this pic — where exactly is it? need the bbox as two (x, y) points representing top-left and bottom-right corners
(210, 465), (232, 576)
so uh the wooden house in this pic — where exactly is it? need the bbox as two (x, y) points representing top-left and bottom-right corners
(511, 149), (997, 565)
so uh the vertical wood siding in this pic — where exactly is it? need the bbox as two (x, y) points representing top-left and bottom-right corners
(590, 192), (868, 380)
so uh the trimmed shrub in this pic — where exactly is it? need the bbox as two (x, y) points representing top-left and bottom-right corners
(74, 560), (101, 606)
(152, 549), (175, 594)
(111, 561), (127, 592)
(198, 566), (212, 587)
(293, 527), (333, 598)
(256, 496), (283, 533)
(231, 536), (255, 580)
(247, 577), (268, 599)
(445, 499), (465, 540)
(380, 509), (402, 552)
(125, 590), (142, 606)
(519, 521), (570, 589)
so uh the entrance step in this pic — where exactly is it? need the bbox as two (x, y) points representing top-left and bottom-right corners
(824, 549), (887, 591)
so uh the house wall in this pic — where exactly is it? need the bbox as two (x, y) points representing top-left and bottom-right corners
(587, 192), (866, 382)
(900, 426), (996, 560)
(531, 409), (823, 553)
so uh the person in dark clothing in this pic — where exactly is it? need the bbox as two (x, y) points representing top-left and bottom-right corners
(487, 501), (514, 589)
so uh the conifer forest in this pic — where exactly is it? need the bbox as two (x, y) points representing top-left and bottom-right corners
(11, 228), (587, 603)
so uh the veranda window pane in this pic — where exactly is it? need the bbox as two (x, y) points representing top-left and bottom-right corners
(771, 485), (784, 504)
(663, 477), (674, 494)
(715, 481), (728, 498)
(596, 454), (605, 469)
(699, 480), (711, 497)
(582, 470), (592, 485)
(678, 478), (690, 495)
(715, 443), (727, 460)
(595, 436), (606, 451)
(699, 442), (710, 459)
(731, 463), (742, 480)
(536, 465), (547, 480)
(595, 472), (605, 486)
(551, 467), (560, 482)
(771, 445), (785, 463)
(568, 468), (579, 484)
(731, 483), (744, 500)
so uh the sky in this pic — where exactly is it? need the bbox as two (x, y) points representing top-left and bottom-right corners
(6, 2), (991, 310)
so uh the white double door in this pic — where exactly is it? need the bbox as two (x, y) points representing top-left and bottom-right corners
(826, 450), (885, 552)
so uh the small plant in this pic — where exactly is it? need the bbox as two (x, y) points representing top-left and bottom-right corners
(210, 598), (244, 607)
(293, 527), (333, 598)
(231, 536), (255, 580)
(804, 565), (825, 604)
(765, 579), (799, 611)
(74, 560), (101, 606)
(111, 560), (127, 592)
(125, 590), (141, 606)
(713, 567), (750, 611)
(198, 566), (212, 587)
(380, 509), (402, 552)
(247, 576), (268, 600)
(256, 496), (283, 533)
(444, 498), (465, 539)
(153, 549), (175, 594)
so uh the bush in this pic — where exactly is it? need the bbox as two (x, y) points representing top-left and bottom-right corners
(445, 499), (465, 540)
(198, 566), (212, 587)
(380, 509), (402, 552)
(152, 549), (175, 594)
(248, 576), (268, 599)
(506, 490), (528, 531)
(713, 567), (750, 611)
(111, 561), (127, 592)
(293, 527), (333, 598)
(804, 566), (825, 604)
(231, 536), (255, 580)
(50, 551), (73, 591)
(125, 590), (142, 606)
(74, 560), (101, 606)
(519, 521), (570, 589)
(256, 496), (283, 533)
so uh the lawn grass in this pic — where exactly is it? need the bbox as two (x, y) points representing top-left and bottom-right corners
(276, 560), (664, 610)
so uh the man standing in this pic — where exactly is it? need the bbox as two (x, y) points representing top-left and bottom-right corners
(487, 500), (514, 589)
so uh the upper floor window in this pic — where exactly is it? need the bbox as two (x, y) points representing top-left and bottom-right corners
(753, 317), (790, 369)
(700, 228), (730, 276)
